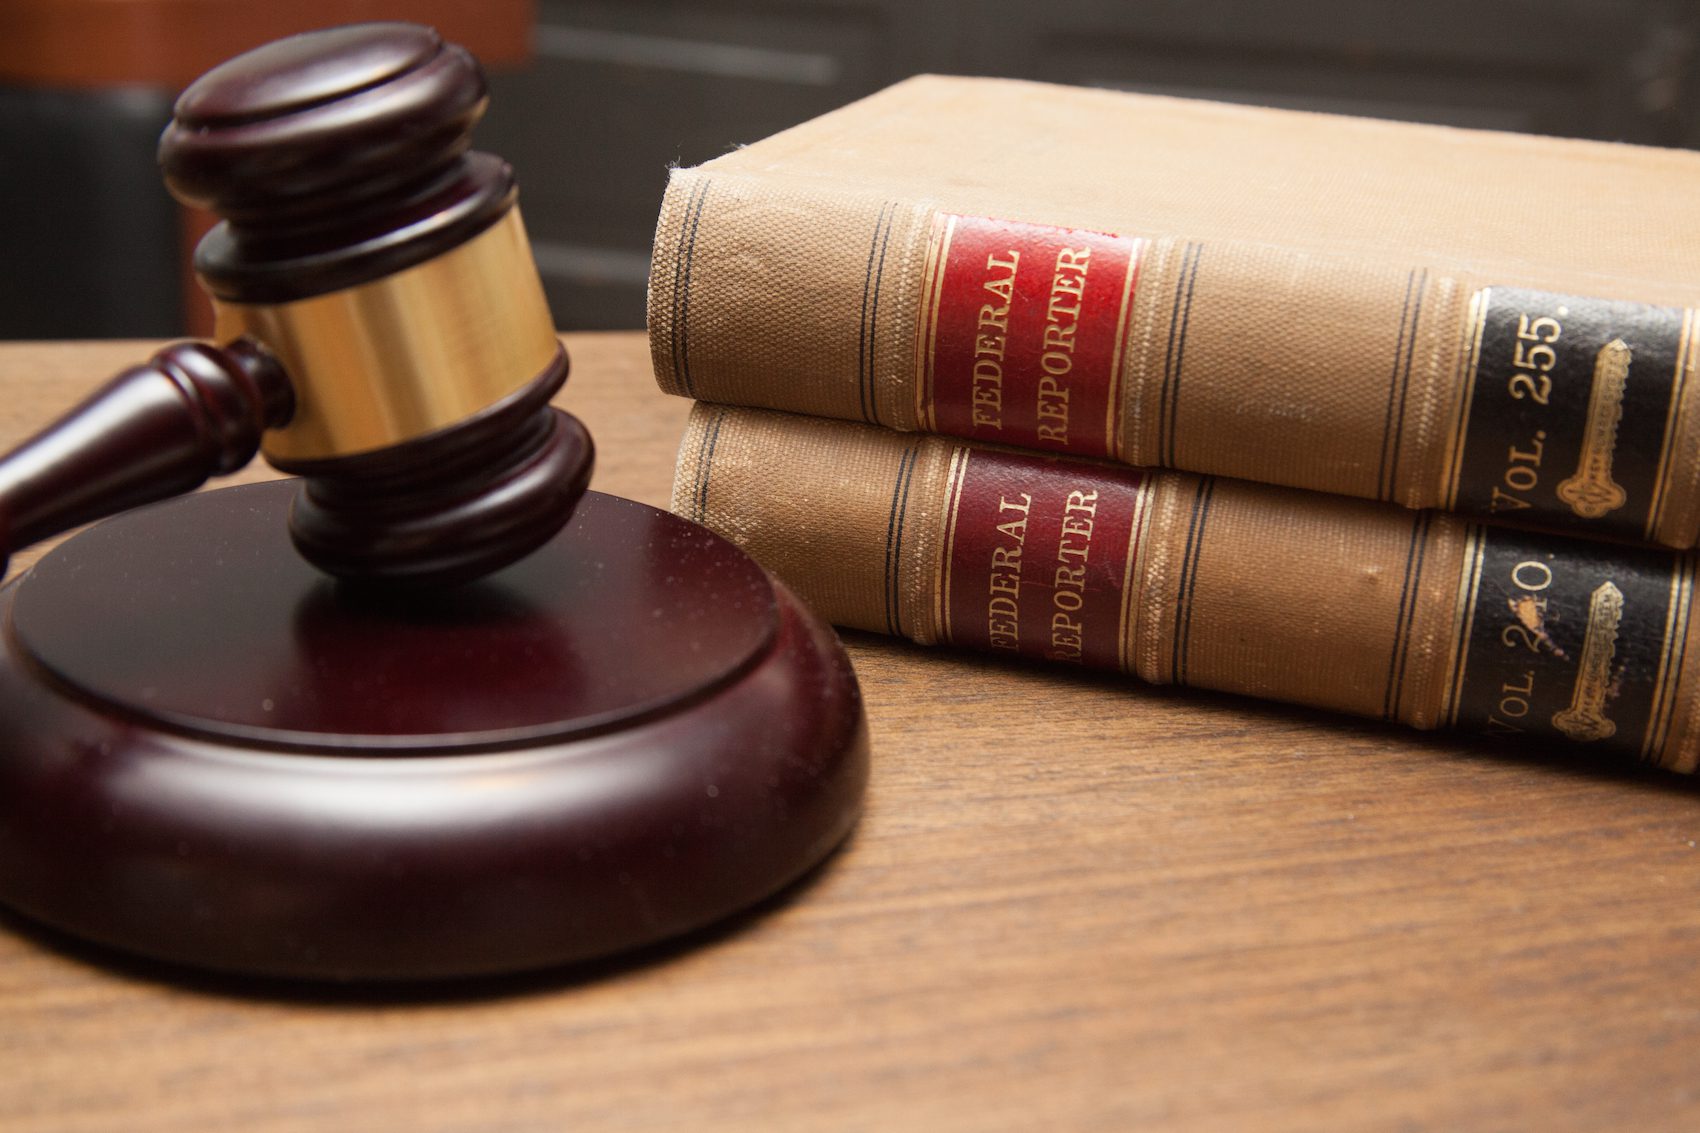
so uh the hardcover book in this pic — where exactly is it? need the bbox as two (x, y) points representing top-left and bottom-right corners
(674, 404), (1700, 773)
(649, 77), (1700, 547)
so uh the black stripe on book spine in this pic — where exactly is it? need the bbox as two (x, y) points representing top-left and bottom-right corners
(1158, 244), (1203, 470)
(1376, 269), (1421, 501)
(1171, 476), (1216, 687)
(691, 406), (727, 523)
(1382, 509), (1433, 721)
(858, 203), (897, 425)
(672, 177), (713, 399)
(1385, 270), (1427, 505)
(883, 443), (919, 637)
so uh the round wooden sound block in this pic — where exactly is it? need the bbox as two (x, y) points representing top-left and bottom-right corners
(0, 480), (868, 981)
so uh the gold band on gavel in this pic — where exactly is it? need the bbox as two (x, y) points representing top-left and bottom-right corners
(212, 208), (560, 463)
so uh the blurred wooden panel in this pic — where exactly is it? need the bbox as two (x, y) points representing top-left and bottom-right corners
(0, 0), (534, 340)
(0, 0), (534, 89)
(0, 85), (182, 339)
(964, 0), (1696, 144)
(480, 0), (959, 329)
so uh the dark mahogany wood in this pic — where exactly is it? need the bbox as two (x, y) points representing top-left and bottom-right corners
(0, 481), (869, 979)
(0, 22), (871, 982)
(157, 22), (590, 584)
(285, 348), (594, 587)
(159, 21), (510, 302)
(0, 339), (291, 578)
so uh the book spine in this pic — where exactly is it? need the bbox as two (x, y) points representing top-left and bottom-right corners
(650, 169), (1700, 549)
(673, 404), (1700, 773)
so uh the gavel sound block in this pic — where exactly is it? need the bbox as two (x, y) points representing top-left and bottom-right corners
(0, 24), (868, 981)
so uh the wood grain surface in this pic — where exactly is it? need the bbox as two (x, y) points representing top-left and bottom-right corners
(3, 334), (1700, 1132)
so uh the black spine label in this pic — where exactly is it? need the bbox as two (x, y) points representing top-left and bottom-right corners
(1449, 525), (1692, 761)
(1452, 287), (1691, 541)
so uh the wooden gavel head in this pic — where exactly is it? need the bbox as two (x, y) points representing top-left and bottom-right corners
(155, 22), (591, 585)
(0, 21), (869, 983)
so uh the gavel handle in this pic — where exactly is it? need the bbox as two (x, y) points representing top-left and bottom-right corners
(0, 339), (294, 578)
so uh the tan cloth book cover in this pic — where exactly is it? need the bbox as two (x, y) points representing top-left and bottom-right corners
(675, 404), (1700, 773)
(650, 76), (1700, 548)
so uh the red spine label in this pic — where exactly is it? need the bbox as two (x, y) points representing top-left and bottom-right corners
(937, 447), (1148, 671)
(918, 214), (1145, 458)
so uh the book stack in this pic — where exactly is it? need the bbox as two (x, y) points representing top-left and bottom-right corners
(644, 76), (1700, 772)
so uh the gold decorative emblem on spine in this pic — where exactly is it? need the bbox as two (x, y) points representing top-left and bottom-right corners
(213, 209), (560, 463)
(1551, 580), (1625, 742)
(1555, 339), (1631, 519)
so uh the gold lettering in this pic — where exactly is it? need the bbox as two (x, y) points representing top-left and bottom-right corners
(1047, 485), (1099, 662)
(970, 251), (1021, 431)
(1056, 491), (1096, 563)
(1041, 321), (1076, 353)
(1034, 246), (1089, 446)
(995, 493), (1031, 543)
(1037, 375), (1070, 443)
(982, 252), (1020, 305)
(1055, 247), (1092, 271)
(1037, 378), (1070, 409)
(1491, 486), (1533, 513)
(1047, 278), (1084, 307)
(986, 491), (1031, 650)
(987, 600), (1020, 651)
(971, 360), (1003, 427)
(1048, 611), (1084, 662)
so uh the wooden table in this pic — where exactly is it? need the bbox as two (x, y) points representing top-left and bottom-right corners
(3, 334), (1700, 1132)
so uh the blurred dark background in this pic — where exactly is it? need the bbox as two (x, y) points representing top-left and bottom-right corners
(2, 0), (1696, 340)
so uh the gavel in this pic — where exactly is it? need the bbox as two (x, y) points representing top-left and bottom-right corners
(0, 22), (592, 586)
(0, 23), (867, 981)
